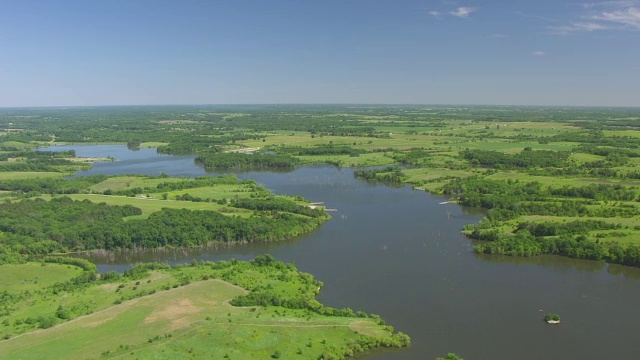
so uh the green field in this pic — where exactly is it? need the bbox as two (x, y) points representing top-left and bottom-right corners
(0, 260), (407, 359)
(57, 194), (254, 219)
(0, 172), (64, 180)
(0, 263), (82, 292)
(89, 176), (186, 192)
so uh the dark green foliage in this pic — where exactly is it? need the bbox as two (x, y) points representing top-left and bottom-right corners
(0, 150), (87, 173)
(110, 175), (243, 197)
(436, 353), (464, 360)
(0, 187), (326, 260)
(443, 177), (639, 220)
(0, 197), (141, 254)
(124, 263), (171, 280)
(275, 144), (366, 156)
(445, 176), (640, 267)
(516, 220), (619, 237)
(473, 229), (640, 266)
(546, 130), (640, 149)
(124, 208), (323, 248)
(462, 149), (570, 169)
(354, 167), (407, 183)
(100, 270), (122, 281)
(231, 197), (325, 218)
(56, 305), (71, 320)
(0, 175), (108, 196)
(41, 257), (97, 272)
(548, 184), (636, 201)
(391, 148), (431, 165)
(195, 153), (300, 170)
(544, 314), (560, 322)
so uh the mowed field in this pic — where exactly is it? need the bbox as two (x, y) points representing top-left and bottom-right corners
(0, 264), (390, 360)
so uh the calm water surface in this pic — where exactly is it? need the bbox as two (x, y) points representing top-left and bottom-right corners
(44, 145), (640, 360)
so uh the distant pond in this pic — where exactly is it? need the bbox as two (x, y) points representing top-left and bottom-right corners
(41, 144), (640, 360)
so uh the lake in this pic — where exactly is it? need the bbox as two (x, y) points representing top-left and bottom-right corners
(43, 144), (640, 360)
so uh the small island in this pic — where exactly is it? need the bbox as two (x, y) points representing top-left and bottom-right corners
(544, 313), (561, 324)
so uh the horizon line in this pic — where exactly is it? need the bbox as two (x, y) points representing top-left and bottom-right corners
(1, 103), (639, 110)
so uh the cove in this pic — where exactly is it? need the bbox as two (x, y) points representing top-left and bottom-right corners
(41, 145), (640, 360)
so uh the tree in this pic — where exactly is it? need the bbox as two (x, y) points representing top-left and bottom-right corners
(436, 353), (464, 360)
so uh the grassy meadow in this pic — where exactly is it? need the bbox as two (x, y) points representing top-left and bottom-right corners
(0, 260), (405, 359)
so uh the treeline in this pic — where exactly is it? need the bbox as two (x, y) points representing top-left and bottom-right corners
(548, 183), (636, 201)
(156, 137), (221, 155)
(473, 229), (640, 267)
(544, 130), (640, 149)
(391, 148), (431, 165)
(108, 175), (246, 196)
(462, 149), (570, 169)
(574, 144), (639, 159)
(0, 197), (141, 255)
(0, 149), (87, 173)
(442, 177), (639, 221)
(0, 160), (85, 173)
(528, 166), (640, 180)
(156, 175), (242, 190)
(231, 197), (326, 218)
(470, 220), (620, 241)
(275, 144), (366, 156)
(195, 153), (300, 170)
(0, 175), (107, 196)
(156, 133), (262, 155)
(442, 176), (640, 267)
(124, 208), (322, 248)
(0, 150), (75, 161)
(516, 220), (620, 237)
(354, 167), (407, 183)
(0, 197), (326, 261)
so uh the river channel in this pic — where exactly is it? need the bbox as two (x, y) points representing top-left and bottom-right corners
(44, 145), (640, 360)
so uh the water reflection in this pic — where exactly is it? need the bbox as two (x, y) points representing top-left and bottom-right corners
(607, 263), (640, 280)
(475, 253), (607, 273)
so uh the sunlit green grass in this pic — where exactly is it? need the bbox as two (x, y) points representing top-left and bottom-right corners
(90, 176), (186, 192)
(149, 184), (258, 200)
(50, 194), (253, 219)
(0, 264), (393, 360)
(0, 263), (82, 293)
(1, 141), (30, 149)
(0, 171), (64, 180)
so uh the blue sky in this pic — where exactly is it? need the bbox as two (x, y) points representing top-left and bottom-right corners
(1, 0), (639, 107)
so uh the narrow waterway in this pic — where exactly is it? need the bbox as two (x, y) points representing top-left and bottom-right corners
(44, 145), (640, 360)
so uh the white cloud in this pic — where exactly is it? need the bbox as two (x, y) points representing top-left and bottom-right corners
(549, 22), (609, 34)
(450, 7), (475, 18)
(532, 51), (546, 56)
(553, 2), (640, 33)
(428, 10), (442, 17)
(581, 1), (637, 9)
(590, 6), (640, 29)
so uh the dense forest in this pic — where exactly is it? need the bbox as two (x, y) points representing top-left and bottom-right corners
(0, 196), (325, 262)
(195, 153), (300, 170)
